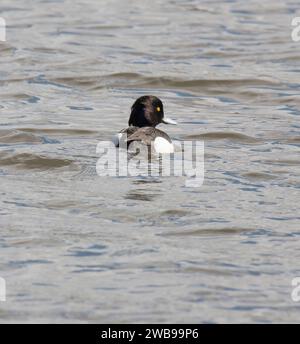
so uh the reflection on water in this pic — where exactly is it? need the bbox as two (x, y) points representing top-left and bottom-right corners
(0, 0), (300, 323)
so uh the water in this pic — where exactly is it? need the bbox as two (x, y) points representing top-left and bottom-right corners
(0, 0), (300, 323)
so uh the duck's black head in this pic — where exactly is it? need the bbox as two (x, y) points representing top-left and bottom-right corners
(128, 95), (176, 127)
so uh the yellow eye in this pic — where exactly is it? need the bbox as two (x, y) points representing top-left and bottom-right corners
(156, 106), (161, 112)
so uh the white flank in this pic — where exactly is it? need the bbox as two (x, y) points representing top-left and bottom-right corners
(111, 133), (123, 147)
(154, 137), (174, 153)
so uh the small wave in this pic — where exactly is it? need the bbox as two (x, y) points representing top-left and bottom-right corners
(51, 75), (101, 87)
(163, 227), (254, 237)
(184, 131), (260, 144)
(0, 129), (43, 144)
(242, 172), (278, 181)
(124, 191), (159, 202)
(160, 209), (191, 217)
(19, 128), (98, 137)
(55, 73), (279, 92)
(0, 152), (73, 170)
(282, 137), (300, 144)
(257, 159), (300, 166)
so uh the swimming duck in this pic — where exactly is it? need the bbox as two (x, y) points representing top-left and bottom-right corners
(113, 95), (177, 153)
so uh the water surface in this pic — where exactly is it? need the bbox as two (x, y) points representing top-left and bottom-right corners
(0, 0), (300, 323)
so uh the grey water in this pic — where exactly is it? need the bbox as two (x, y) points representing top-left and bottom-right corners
(0, 0), (300, 323)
